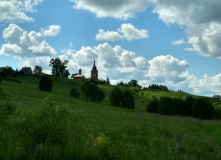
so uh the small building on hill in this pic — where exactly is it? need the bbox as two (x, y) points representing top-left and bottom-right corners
(73, 61), (99, 80)
(73, 69), (85, 80)
(21, 66), (32, 75)
(212, 95), (221, 100)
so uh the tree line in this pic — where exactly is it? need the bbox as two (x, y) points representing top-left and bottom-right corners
(147, 96), (215, 120)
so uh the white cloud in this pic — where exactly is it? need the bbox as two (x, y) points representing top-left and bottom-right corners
(41, 25), (61, 37)
(153, 0), (221, 58)
(0, 0), (43, 23)
(0, 24), (56, 58)
(119, 23), (149, 41)
(70, 0), (152, 20)
(96, 23), (149, 41)
(171, 39), (184, 45)
(146, 55), (189, 83)
(188, 74), (221, 96)
(96, 29), (123, 41)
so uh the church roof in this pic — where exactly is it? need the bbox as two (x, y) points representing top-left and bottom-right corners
(92, 60), (97, 70)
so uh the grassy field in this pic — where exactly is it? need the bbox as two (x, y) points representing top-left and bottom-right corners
(0, 77), (221, 159)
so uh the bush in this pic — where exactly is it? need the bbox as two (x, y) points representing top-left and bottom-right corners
(214, 103), (221, 119)
(192, 98), (214, 120)
(69, 89), (80, 98)
(39, 75), (53, 92)
(0, 75), (1, 82)
(81, 81), (105, 102)
(147, 96), (159, 113)
(158, 96), (174, 115)
(121, 91), (135, 109)
(0, 88), (16, 132)
(184, 96), (195, 116)
(173, 98), (186, 115)
(109, 87), (122, 106)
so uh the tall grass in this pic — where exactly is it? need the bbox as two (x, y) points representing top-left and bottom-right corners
(0, 77), (221, 159)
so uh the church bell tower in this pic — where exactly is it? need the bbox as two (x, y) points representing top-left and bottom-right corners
(91, 61), (98, 80)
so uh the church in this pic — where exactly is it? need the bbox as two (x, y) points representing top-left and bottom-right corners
(73, 61), (98, 80)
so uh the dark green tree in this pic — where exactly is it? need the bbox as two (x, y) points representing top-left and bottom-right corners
(33, 65), (42, 74)
(39, 75), (53, 92)
(69, 89), (80, 98)
(147, 96), (159, 113)
(184, 96), (195, 116)
(109, 87), (122, 106)
(158, 96), (174, 115)
(128, 79), (138, 87)
(121, 91), (135, 109)
(49, 58), (70, 78)
(97, 90), (105, 103)
(81, 81), (105, 102)
(173, 98), (186, 115)
(192, 98), (214, 120)
(106, 77), (110, 85)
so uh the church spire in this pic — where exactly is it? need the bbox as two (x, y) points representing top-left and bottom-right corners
(92, 60), (97, 70)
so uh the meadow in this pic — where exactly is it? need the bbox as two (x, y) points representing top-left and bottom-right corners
(0, 77), (221, 160)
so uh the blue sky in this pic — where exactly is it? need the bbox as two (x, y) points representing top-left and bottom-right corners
(1, 0), (221, 96)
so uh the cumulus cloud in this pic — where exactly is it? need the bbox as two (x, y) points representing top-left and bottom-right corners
(153, 0), (221, 58)
(0, 0), (43, 23)
(41, 25), (61, 37)
(119, 23), (149, 41)
(188, 74), (221, 96)
(96, 29), (123, 41)
(146, 55), (189, 83)
(0, 24), (56, 58)
(171, 39), (184, 45)
(70, 0), (152, 20)
(96, 23), (149, 41)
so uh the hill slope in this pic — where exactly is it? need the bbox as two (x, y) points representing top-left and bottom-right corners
(0, 77), (221, 160)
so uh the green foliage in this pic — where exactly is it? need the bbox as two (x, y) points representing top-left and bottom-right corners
(158, 97), (174, 115)
(106, 77), (110, 85)
(128, 79), (138, 87)
(192, 98), (214, 120)
(69, 88), (80, 98)
(122, 91), (135, 109)
(0, 75), (1, 82)
(16, 97), (71, 159)
(184, 96), (195, 116)
(173, 98), (186, 115)
(214, 103), (221, 119)
(0, 88), (16, 131)
(81, 81), (105, 102)
(0, 67), (15, 77)
(148, 84), (169, 91)
(147, 96), (159, 113)
(49, 58), (70, 78)
(39, 75), (53, 92)
(109, 87), (122, 106)
(33, 65), (42, 74)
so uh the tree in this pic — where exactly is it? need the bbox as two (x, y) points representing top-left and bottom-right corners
(69, 89), (80, 98)
(158, 96), (174, 115)
(128, 79), (138, 87)
(81, 81), (105, 102)
(39, 75), (53, 92)
(97, 90), (105, 103)
(121, 91), (135, 109)
(147, 96), (159, 113)
(106, 77), (110, 85)
(33, 65), (42, 74)
(192, 98), (214, 120)
(109, 87), (122, 106)
(49, 58), (70, 78)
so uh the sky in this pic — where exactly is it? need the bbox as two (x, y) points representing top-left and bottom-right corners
(0, 0), (221, 96)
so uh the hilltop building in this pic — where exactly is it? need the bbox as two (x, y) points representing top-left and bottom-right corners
(91, 61), (98, 80)
(21, 66), (32, 75)
(73, 61), (98, 80)
(73, 69), (85, 80)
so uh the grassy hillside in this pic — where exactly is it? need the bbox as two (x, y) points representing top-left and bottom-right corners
(0, 77), (221, 160)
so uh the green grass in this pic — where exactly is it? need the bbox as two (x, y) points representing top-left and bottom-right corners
(0, 77), (221, 159)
